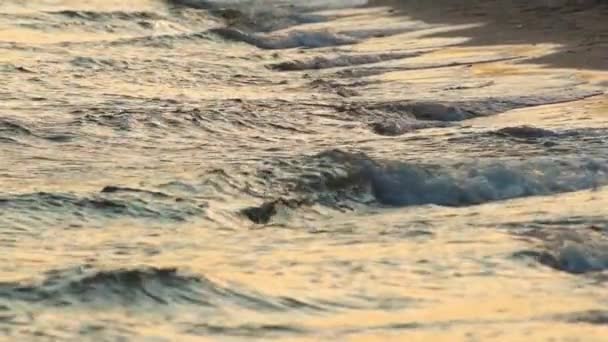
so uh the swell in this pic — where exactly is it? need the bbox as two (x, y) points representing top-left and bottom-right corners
(0, 266), (328, 312)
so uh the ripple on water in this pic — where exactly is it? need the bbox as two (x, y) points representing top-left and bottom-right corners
(0, 190), (205, 227)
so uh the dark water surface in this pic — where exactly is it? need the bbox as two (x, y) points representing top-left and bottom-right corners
(1, 0), (607, 340)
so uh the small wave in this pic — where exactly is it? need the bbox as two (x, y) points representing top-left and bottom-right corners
(0, 267), (209, 307)
(366, 159), (607, 207)
(0, 119), (74, 143)
(268, 52), (422, 71)
(338, 101), (482, 135)
(0, 64), (36, 74)
(70, 56), (130, 70)
(0, 266), (328, 311)
(509, 216), (608, 274)
(514, 246), (608, 274)
(343, 91), (603, 134)
(20, 267), (202, 304)
(360, 101), (488, 122)
(215, 9), (326, 33)
(493, 126), (559, 139)
(0, 119), (33, 136)
(296, 150), (608, 207)
(210, 27), (359, 49)
(549, 242), (608, 273)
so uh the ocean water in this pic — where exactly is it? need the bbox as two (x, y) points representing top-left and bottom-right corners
(0, 0), (607, 340)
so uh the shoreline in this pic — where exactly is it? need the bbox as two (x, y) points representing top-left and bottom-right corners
(369, 0), (608, 72)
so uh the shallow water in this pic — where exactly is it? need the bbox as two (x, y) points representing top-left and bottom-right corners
(1, 0), (607, 340)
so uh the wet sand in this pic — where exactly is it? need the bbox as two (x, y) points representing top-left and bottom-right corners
(373, 0), (608, 72)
